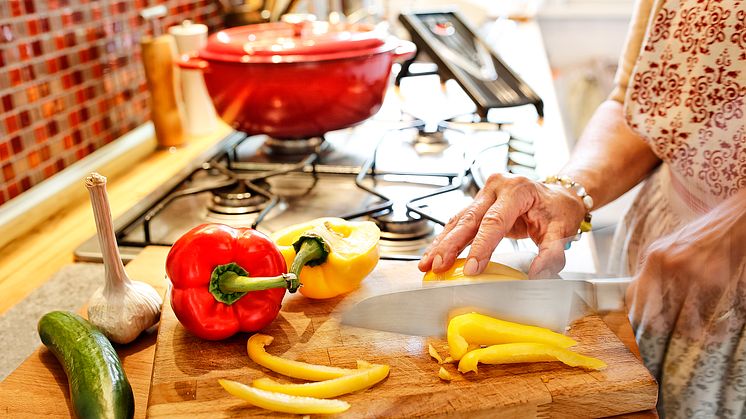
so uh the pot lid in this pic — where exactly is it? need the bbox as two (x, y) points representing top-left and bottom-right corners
(200, 19), (392, 63)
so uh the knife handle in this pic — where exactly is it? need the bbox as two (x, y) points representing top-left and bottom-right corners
(586, 277), (633, 312)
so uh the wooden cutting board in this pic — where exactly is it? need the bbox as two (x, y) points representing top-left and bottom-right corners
(147, 261), (658, 418)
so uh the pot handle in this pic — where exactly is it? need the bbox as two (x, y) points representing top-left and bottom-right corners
(177, 54), (209, 71)
(392, 40), (417, 62)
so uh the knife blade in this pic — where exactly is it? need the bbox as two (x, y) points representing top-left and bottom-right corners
(341, 277), (632, 336)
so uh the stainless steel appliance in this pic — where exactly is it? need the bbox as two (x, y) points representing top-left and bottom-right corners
(74, 75), (541, 263)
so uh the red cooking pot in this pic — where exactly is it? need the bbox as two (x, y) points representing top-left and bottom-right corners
(180, 18), (416, 139)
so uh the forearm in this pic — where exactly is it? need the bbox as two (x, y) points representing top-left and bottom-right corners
(559, 100), (660, 209)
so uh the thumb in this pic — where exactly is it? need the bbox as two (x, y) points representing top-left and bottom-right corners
(528, 228), (568, 278)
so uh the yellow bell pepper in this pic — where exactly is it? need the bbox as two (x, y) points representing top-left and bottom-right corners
(438, 367), (453, 381)
(218, 379), (350, 414)
(448, 312), (577, 361)
(423, 258), (528, 281)
(248, 334), (363, 381)
(271, 217), (380, 299)
(252, 363), (390, 398)
(457, 342), (607, 373)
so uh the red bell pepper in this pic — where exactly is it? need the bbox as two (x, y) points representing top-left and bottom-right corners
(166, 223), (300, 340)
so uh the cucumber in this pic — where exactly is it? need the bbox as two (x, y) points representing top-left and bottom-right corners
(38, 311), (134, 419)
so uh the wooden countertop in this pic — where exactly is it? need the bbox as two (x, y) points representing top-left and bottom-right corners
(1, 246), (656, 418)
(0, 125), (231, 316)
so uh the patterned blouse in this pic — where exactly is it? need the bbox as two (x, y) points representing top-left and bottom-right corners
(608, 0), (745, 417)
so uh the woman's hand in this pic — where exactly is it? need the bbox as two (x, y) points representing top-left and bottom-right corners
(418, 173), (586, 278)
(626, 196), (746, 338)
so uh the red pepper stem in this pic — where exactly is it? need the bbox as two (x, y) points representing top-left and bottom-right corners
(290, 238), (327, 278)
(219, 271), (297, 294)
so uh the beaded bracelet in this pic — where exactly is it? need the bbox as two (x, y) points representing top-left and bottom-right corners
(543, 175), (593, 249)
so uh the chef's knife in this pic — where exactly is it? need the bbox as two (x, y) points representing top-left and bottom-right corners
(341, 277), (631, 336)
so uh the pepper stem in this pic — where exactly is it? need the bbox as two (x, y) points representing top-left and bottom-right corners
(209, 263), (300, 305)
(289, 236), (329, 279)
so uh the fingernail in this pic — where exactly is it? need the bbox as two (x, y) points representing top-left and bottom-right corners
(432, 254), (444, 271)
(464, 257), (480, 276)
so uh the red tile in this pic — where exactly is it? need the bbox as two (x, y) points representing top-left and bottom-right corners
(43, 164), (56, 178)
(10, 0), (23, 17)
(55, 158), (65, 171)
(31, 40), (42, 56)
(34, 126), (46, 142)
(58, 55), (69, 70)
(18, 43), (30, 60)
(26, 85), (39, 102)
(46, 120), (58, 136)
(27, 19), (39, 36)
(9, 69), (21, 86)
(19, 110), (30, 128)
(3, 163), (15, 181)
(64, 32), (76, 47)
(20, 176), (31, 192)
(40, 17), (50, 32)
(5, 115), (19, 134)
(10, 136), (22, 153)
(72, 130), (82, 144)
(0, 142), (9, 160)
(8, 183), (20, 199)
(54, 35), (65, 50)
(68, 109), (79, 126)
(28, 151), (40, 168)
(2, 94), (13, 112)
(46, 57), (58, 73)
(40, 145), (50, 161)
(23, 0), (35, 13)
(72, 70), (83, 85)
(0, 190), (5, 205)
(63, 135), (73, 149)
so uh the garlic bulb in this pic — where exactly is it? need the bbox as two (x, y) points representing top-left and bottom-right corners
(85, 172), (162, 344)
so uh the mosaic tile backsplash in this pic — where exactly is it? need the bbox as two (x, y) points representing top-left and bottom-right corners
(0, 0), (222, 205)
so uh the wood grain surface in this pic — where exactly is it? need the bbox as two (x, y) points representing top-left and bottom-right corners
(148, 261), (658, 418)
(0, 246), (170, 418)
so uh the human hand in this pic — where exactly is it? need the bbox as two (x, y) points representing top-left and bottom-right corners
(626, 208), (746, 339)
(418, 173), (586, 278)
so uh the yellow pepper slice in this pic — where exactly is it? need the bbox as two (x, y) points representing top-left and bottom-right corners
(219, 379), (350, 414)
(438, 367), (453, 381)
(248, 334), (360, 381)
(271, 217), (380, 299)
(252, 363), (390, 398)
(448, 312), (577, 360)
(457, 342), (607, 373)
(423, 258), (528, 281)
(428, 344), (444, 364)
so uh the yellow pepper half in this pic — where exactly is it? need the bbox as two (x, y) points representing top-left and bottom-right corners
(252, 363), (390, 398)
(248, 334), (362, 381)
(448, 312), (577, 361)
(457, 342), (607, 373)
(271, 217), (380, 299)
(423, 258), (528, 281)
(218, 379), (350, 414)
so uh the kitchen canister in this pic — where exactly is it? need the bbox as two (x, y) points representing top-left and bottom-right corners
(169, 20), (218, 137)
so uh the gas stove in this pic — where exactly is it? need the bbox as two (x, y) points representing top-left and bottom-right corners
(74, 75), (542, 263)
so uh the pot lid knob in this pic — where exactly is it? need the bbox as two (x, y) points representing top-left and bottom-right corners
(281, 13), (317, 38)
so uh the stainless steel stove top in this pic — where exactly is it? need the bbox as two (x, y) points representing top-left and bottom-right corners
(75, 79), (540, 263)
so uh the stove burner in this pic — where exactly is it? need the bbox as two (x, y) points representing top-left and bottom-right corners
(262, 136), (324, 155)
(207, 181), (270, 215)
(371, 210), (435, 241)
